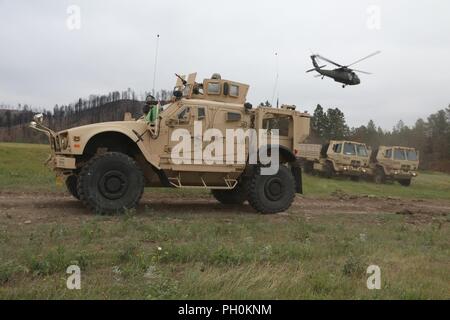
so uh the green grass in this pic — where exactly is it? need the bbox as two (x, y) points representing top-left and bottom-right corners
(0, 142), (449, 299)
(1, 142), (449, 200)
(0, 211), (448, 299)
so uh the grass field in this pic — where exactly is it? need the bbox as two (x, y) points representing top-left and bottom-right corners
(0, 142), (449, 299)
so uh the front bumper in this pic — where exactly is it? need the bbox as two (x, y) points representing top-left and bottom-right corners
(391, 171), (418, 179)
(53, 155), (77, 169)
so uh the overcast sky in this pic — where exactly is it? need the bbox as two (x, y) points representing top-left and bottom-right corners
(1, 0), (449, 129)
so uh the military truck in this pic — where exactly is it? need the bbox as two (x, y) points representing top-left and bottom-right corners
(368, 146), (419, 186)
(297, 140), (370, 180)
(30, 73), (311, 214)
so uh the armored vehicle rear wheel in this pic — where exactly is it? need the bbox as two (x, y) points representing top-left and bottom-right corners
(66, 175), (80, 200)
(211, 182), (247, 205)
(247, 165), (295, 214)
(77, 152), (144, 214)
(399, 179), (411, 187)
(374, 167), (386, 184)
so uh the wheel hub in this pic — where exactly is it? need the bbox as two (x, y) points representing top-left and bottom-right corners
(99, 170), (128, 200)
(264, 177), (283, 201)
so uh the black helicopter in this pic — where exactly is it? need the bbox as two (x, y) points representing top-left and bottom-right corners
(307, 51), (380, 87)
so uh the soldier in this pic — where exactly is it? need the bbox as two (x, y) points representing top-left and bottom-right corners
(143, 95), (159, 124)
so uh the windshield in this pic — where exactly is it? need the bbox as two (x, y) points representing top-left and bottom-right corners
(343, 143), (356, 155)
(405, 149), (418, 161)
(394, 149), (406, 160)
(356, 144), (368, 157)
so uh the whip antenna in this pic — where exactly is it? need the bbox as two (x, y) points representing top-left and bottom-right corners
(271, 52), (279, 108)
(152, 34), (160, 95)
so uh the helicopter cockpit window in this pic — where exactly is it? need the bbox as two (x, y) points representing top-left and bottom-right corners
(229, 85), (239, 97)
(207, 82), (221, 95)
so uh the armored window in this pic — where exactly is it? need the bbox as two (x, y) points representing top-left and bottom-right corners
(262, 117), (289, 136)
(177, 107), (190, 120)
(356, 145), (368, 157)
(198, 107), (206, 120)
(406, 150), (418, 161)
(332, 143), (342, 153)
(207, 82), (221, 95)
(343, 143), (356, 155)
(229, 85), (239, 97)
(394, 149), (406, 160)
(227, 112), (241, 122)
(385, 149), (392, 158)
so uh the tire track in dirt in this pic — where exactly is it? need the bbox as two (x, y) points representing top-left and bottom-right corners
(1, 191), (449, 222)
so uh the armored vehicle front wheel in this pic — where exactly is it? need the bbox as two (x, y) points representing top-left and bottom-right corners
(65, 175), (80, 200)
(211, 182), (247, 205)
(77, 152), (144, 214)
(398, 179), (411, 187)
(247, 165), (295, 214)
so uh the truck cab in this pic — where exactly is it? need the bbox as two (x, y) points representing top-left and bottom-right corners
(370, 146), (419, 186)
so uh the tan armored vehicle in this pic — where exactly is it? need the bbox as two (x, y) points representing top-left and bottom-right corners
(369, 146), (419, 186)
(30, 73), (311, 214)
(297, 140), (370, 180)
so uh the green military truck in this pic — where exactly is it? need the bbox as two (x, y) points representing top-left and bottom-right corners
(297, 140), (370, 180)
(369, 146), (419, 186)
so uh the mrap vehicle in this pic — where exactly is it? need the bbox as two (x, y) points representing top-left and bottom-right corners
(297, 140), (370, 180)
(30, 73), (311, 214)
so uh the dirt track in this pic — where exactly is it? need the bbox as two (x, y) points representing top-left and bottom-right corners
(0, 191), (449, 222)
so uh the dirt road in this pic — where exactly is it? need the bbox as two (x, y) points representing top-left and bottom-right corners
(1, 191), (449, 222)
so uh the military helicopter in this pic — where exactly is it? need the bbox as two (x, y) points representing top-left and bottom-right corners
(307, 51), (381, 88)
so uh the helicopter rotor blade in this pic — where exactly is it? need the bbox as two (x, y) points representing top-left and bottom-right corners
(347, 51), (381, 67)
(316, 55), (342, 67)
(306, 65), (326, 73)
(352, 69), (372, 75)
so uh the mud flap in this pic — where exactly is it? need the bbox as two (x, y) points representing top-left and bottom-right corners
(291, 165), (303, 194)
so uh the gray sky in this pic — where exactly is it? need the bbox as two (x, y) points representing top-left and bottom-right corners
(1, 0), (449, 129)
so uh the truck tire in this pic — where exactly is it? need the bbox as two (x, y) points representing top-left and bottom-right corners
(399, 179), (411, 187)
(211, 182), (247, 205)
(247, 165), (295, 214)
(324, 161), (335, 179)
(374, 167), (386, 184)
(65, 175), (80, 200)
(77, 152), (144, 214)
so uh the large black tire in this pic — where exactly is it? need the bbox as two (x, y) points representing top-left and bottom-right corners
(65, 175), (80, 200)
(77, 152), (144, 214)
(211, 182), (247, 205)
(324, 161), (335, 179)
(247, 165), (295, 214)
(399, 179), (411, 187)
(374, 167), (386, 184)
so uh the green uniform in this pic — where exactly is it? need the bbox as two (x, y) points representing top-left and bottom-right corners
(145, 105), (159, 123)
